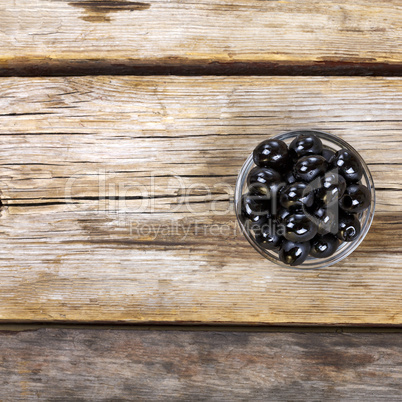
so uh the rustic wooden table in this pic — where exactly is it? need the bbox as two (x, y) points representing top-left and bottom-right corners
(0, 0), (401, 399)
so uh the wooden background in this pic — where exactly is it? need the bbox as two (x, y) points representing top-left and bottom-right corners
(0, 76), (401, 325)
(1, 0), (402, 75)
(0, 0), (401, 399)
(0, 327), (401, 400)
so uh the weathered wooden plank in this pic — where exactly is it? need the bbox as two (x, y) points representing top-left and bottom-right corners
(0, 76), (401, 325)
(1, 1), (402, 75)
(0, 329), (401, 400)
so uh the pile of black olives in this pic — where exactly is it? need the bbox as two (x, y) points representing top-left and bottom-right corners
(241, 131), (371, 266)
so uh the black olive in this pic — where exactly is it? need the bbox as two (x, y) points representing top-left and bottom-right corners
(276, 207), (292, 224)
(283, 212), (318, 242)
(241, 193), (270, 222)
(283, 169), (297, 184)
(311, 206), (338, 235)
(279, 240), (311, 266)
(293, 155), (328, 183)
(254, 221), (284, 251)
(247, 166), (282, 197)
(322, 148), (336, 163)
(289, 131), (323, 159)
(310, 234), (340, 258)
(330, 148), (363, 183)
(279, 182), (314, 210)
(339, 183), (371, 214)
(246, 216), (269, 233)
(337, 212), (361, 242)
(315, 172), (347, 206)
(253, 139), (290, 170)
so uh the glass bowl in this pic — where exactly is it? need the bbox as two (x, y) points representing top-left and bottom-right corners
(234, 130), (376, 269)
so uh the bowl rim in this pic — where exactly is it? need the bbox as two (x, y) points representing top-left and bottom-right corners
(234, 130), (376, 270)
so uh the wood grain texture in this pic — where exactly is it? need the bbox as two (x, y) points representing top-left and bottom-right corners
(0, 329), (401, 400)
(1, 0), (402, 75)
(0, 76), (401, 325)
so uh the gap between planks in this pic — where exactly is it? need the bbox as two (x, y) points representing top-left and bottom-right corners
(0, 323), (401, 333)
(1, 60), (402, 77)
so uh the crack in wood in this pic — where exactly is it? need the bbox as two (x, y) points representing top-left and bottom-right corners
(66, 0), (151, 23)
(0, 112), (55, 117)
